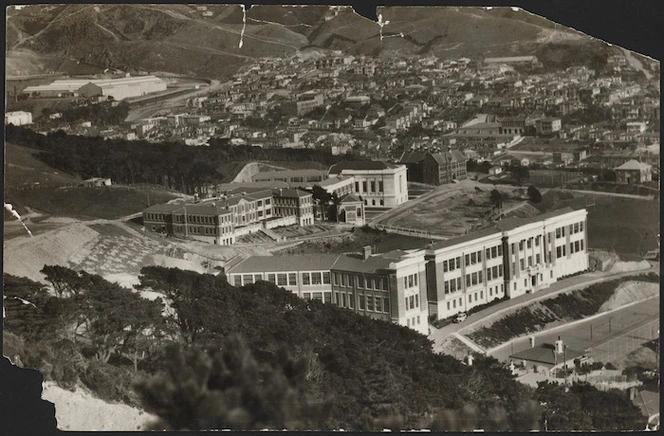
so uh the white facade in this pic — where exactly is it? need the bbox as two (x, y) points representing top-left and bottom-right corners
(426, 230), (506, 320)
(4, 111), (32, 126)
(427, 208), (589, 320)
(342, 165), (409, 208)
(393, 252), (430, 335)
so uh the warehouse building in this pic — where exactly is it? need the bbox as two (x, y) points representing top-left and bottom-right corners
(23, 75), (167, 100)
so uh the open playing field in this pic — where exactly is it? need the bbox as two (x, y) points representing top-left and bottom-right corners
(372, 179), (526, 238)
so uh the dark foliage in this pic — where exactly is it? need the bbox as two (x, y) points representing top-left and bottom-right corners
(537, 381), (644, 431)
(5, 125), (355, 194)
(527, 185), (543, 203)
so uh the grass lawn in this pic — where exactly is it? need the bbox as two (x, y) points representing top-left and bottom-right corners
(585, 195), (660, 259)
(4, 186), (179, 220)
(4, 142), (81, 187)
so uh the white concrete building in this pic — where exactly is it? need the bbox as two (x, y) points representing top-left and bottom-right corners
(328, 161), (409, 208)
(426, 207), (589, 320)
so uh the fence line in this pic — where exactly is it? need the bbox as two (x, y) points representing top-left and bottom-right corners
(589, 318), (659, 366)
(372, 224), (448, 241)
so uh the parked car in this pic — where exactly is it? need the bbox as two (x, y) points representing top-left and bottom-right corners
(454, 312), (467, 323)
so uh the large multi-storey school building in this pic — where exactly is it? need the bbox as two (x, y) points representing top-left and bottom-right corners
(426, 207), (588, 320)
(226, 246), (430, 336)
(328, 161), (409, 208)
(143, 187), (314, 244)
(224, 207), (588, 334)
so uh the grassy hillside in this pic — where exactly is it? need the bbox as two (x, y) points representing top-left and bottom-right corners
(5, 142), (81, 188)
(5, 186), (179, 220)
(7, 5), (600, 80)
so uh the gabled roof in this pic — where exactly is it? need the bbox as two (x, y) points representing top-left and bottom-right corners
(227, 254), (341, 274)
(339, 193), (362, 203)
(615, 159), (652, 170)
(400, 151), (428, 164)
(329, 160), (397, 175)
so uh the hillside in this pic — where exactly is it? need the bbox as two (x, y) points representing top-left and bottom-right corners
(3, 267), (646, 431)
(6, 4), (611, 80)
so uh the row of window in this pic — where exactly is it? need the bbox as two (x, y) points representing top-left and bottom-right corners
(555, 222), (584, 239)
(485, 245), (504, 260)
(333, 273), (389, 291)
(464, 250), (483, 266)
(446, 284), (505, 311)
(442, 256), (461, 272)
(570, 239), (584, 254)
(335, 292), (391, 314)
(403, 273), (419, 289)
(518, 236), (541, 252)
(405, 294), (420, 310)
(406, 315), (422, 327)
(302, 292), (332, 303)
(518, 254), (542, 270)
(355, 180), (385, 193)
(233, 271), (331, 287)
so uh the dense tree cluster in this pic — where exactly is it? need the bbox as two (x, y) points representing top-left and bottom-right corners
(42, 101), (130, 126)
(3, 266), (649, 431)
(5, 125), (357, 194)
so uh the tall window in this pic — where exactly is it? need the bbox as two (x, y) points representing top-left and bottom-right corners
(277, 274), (287, 286)
(302, 273), (311, 285)
(311, 272), (322, 285)
(323, 272), (331, 284)
(288, 273), (297, 286)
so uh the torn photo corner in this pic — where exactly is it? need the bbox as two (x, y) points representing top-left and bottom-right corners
(3, 2), (660, 433)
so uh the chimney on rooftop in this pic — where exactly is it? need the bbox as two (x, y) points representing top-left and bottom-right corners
(362, 245), (372, 260)
(555, 336), (564, 354)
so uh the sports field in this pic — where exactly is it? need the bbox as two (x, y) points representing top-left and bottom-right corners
(489, 297), (659, 369)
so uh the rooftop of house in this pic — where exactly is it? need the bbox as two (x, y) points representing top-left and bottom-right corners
(615, 159), (652, 170)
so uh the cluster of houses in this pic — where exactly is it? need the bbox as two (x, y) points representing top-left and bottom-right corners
(13, 49), (657, 177)
(224, 206), (589, 335)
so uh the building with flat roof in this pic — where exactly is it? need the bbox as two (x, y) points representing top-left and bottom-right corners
(328, 161), (408, 208)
